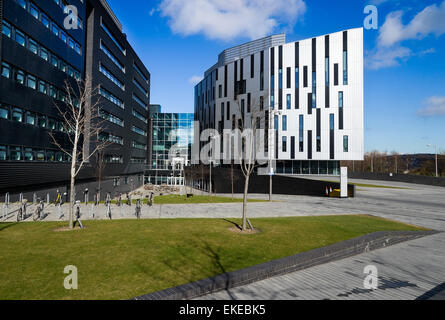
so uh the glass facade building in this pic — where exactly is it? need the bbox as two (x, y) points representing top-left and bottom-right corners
(145, 112), (194, 185)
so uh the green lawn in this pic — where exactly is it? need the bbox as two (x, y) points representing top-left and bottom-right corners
(0, 216), (425, 300)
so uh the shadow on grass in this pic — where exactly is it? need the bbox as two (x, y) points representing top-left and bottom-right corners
(223, 219), (242, 231)
(134, 220), (240, 299)
(0, 222), (20, 232)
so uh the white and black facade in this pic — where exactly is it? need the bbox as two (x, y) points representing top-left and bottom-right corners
(194, 28), (364, 175)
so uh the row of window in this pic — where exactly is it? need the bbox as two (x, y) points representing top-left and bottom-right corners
(274, 112), (344, 132)
(1, 61), (75, 104)
(98, 132), (123, 145)
(132, 109), (147, 123)
(132, 126), (147, 137)
(99, 63), (124, 90)
(100, 40), (125, 73)
(99, 48), (148, 102)
(100, 19), (125, 55)
(105, 155), (123, 164)
(133, 78), (148, 97)
(0, 145), (71, 162)
(99, 86), (124, 109)
(133, 63), (149, 84)
(97, 132), (147, 151)
(279, 135), (348, 153)
(2, 21), (81, 80)
(132, 141), (147, 150)
(0, 103), (70, 133)
(15, 0), (82, 55)
(130, 157), (147, 164)
(132, 94), (147, 110)
(99, 109), (124, 127)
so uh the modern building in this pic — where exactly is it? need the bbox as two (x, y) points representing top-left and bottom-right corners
(0, 0), (150, 199)
(194, 28), (364, 175)
(145, 107), (194, 186)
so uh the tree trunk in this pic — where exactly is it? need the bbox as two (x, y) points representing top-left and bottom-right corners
(242, 174), (249, 231)
(98, 173), (102, 203)
(69, 162), (76, 229)
(69, 135), (78, 229)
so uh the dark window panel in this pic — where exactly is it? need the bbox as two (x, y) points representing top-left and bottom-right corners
(334, 64), (339, 86)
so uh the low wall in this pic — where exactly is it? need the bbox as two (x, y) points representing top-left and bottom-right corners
(0, 175), (144, 203)
(185, 167), (355, 198)
(349, 172), (445, 188)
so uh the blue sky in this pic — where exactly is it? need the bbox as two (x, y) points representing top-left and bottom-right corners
(107, 0), (445, 154)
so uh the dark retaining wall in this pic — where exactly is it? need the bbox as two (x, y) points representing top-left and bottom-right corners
(185, 166), (355, 197)
(349, 172), (445, 188)
(0, 174), (144, 203)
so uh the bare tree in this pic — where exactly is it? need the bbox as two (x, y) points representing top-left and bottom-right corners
(49, 77), (110, 229)
(232, 94), (267, 231)
(391, 151), (399, 173)
(93, 150), (106, 202)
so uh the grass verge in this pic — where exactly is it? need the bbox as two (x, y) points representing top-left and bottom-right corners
(0, 215), (426, 300)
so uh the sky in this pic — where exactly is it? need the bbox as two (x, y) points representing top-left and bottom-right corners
(106, 0), (445, 154)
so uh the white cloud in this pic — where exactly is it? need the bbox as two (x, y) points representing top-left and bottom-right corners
(367, 1), (445, 70)
(188, 75), (204, 85)
(378, 2), (445, 47)
(368, 0), (392, 5)
(419, 96), (445, 116)
(158, 0), (306, 41)
(365, 45), (411, 69)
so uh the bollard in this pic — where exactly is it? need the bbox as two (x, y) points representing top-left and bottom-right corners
(91, 203), (94, 219)
(107, 203), (112, 220)
(75, 201), (83, 229)
(58, 204), (63, 220)
(47, 193), (50, 205)
(84, 188), (89, 206)
(135, 199), (141, 219)
(19, 193), (23, 204)
(4, 193), (9, 219)
(33, 193), (37, 204)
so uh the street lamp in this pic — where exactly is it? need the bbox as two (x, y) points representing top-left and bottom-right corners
(209, 135), (217, 197)
(268, 108), (281, 202)
(427, 144), (439, 177)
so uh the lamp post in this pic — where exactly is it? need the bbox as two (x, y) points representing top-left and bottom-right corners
(427, 144), (439, 177)
(209, 135), (216, 197)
